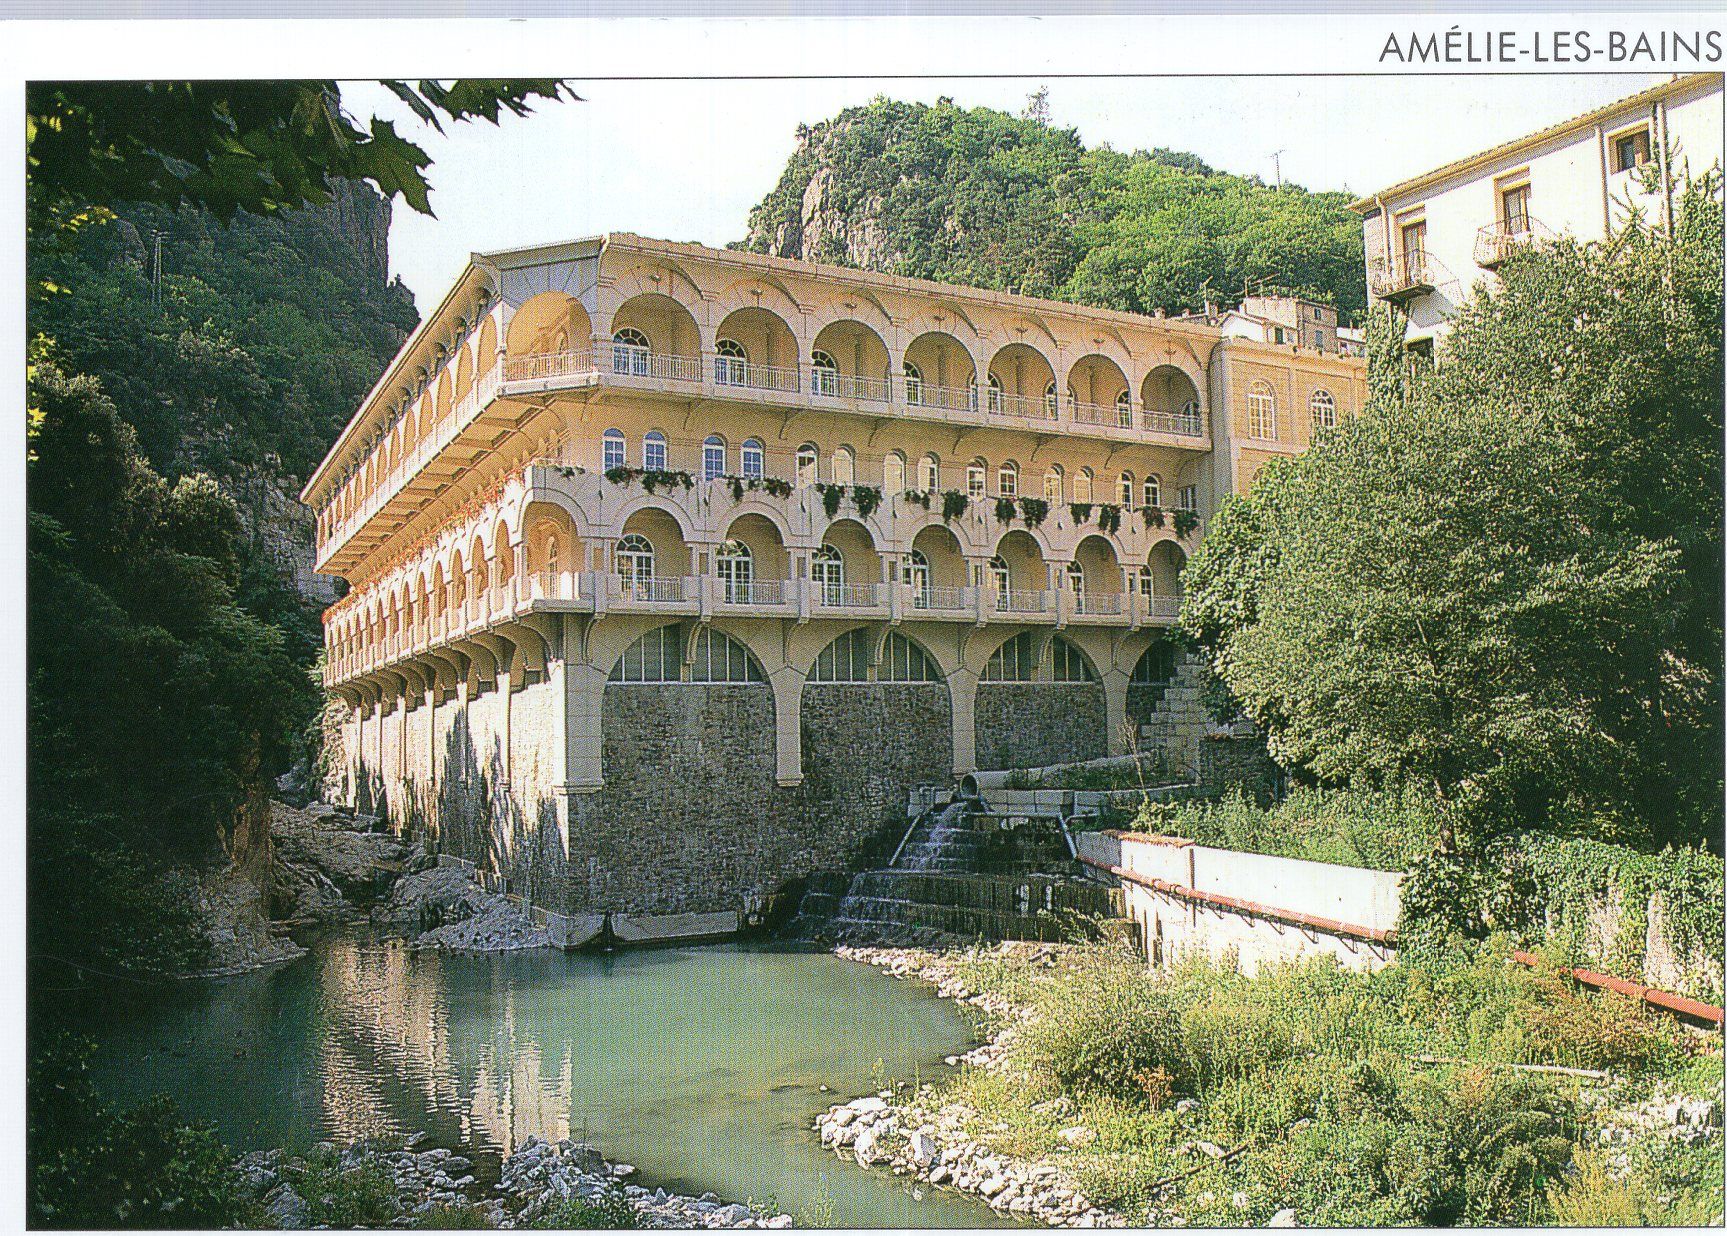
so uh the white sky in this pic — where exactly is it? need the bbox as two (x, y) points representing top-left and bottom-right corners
(342, 60), (1669, 312)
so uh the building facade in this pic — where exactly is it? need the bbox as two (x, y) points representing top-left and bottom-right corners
(303, 233), (1365, 932)
(1178, 293), (1358, 356)
(1352, 72), (1723, 354)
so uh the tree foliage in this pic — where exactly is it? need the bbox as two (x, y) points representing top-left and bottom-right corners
(1182, 171), (1723, 851)
(741, 95), (1364, 320)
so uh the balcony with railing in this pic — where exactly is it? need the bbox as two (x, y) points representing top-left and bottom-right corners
(986, 388), (1060, 422)
(812, 581), (884, 611)
(1473, 216), (1555, 270)
(1368, 250), (1448, 305)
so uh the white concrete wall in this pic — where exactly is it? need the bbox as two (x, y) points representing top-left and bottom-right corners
(1076, 829), (1403, 975)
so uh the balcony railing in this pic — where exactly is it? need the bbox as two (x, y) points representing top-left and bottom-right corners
(605, 344), (703, 384)
(1074, 591), (1125, 616)
(810, 369), (891, 402)
(1368, 251), (1446, 304)
(1144, 594), (1182, 621)
(1143, 407), (1205, 437)
(1070, 400), (1135, 429)
(987, 389), (1060, 421)
(718, 579), (786, 606)
(994, 588), (1053, 615)
(813, 581), (883, 609)
(715, 357), (801, 393)
(909, 584), (970, 613)
(905, 380), (977, 412)
(1473, 217), (1555, 270)
(612, 575), (692, 604)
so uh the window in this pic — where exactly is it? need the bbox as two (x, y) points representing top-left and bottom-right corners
(1044, 380), (1059, 417)
(1074, 468), (1094, 504)
(998, 462), (1019, 499)
(881, 632), (940, 682)
(603, 428), (626, 471)
(811, 627), (872, 682)
(1272, 326), (1288, 345)
(703, 435), (727, 482)
(714, 338), (747, 386)
(988, 555), (1011, 601)
(1050, 635), (1097, 682)
(1131, 640), (1177, 684)
(741, 438), (764, 479)
(616, 533), (656, 586)
(1310, 389), (1337, 430)
(1043, 465), (1064, 503)
(1247, 381), (1277, 440)
(811, 544), (845, 604)
(1178, 485), (1198, 513)
(987, 372), (1003, 413)
(609, 624), (683, 682)
(716, 540), (753, 603)
(1614, 127), (1651, 174)
(1501, 182), (1531, 234)
(966, 459), (987, 499)
(983, 631), (1040, 682)
(884, 451), (907, 495)
(1117, 472), (1135, 507)
(832, 445), (855, 486)
(902, 549), (930, 605)
(795, 443), (818, 488)
(689, 628), (766, 683)
(612, 327), (650, 376)
(1066, 561), (1086, 598)
(643, 430), (668, 471)
(1115, 390), (1133, 428)
(903, 361), (924, 405)
(1313, 330), (1326, 351)
(1399, 217), (1427, 261)
(1143, 475), (1162, 509)
(920, 453), (940, 492)
(1135, 566), (1154, 598)
(811, 349), (839, 397)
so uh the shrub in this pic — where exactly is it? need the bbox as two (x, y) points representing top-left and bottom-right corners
(415, 1202), (493, 1228)
(1014, 960), (1184, 1098)
(526, 1190), (640, 1229)
(289, 1143), (399, 1228)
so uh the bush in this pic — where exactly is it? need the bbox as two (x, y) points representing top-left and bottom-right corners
(525, 1190), (640, 1229)
(287, 1144), (400, 1228)
(1013, 954), (1184, 1099)
(1134, 785), (1441, 871)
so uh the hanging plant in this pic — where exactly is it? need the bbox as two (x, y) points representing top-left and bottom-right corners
(604, 465), (636, 487)
(728, 476), (746, 503)
(1070, 502), (1093, 525)
(1018, 497), (1049, 528)
(994, 496), (1018, 524)
(1140, 505), (1165, 530)
(904, 488), (932, 510)
(941, 490), (969, 523)
(636, 468), (695, 495)
(1098, 503), (1123, 535)
(761, 477), (793, 499)
(852, 485), (883, 521)
(1174, 509), (1200, 538)
(815, 482), (845, 519)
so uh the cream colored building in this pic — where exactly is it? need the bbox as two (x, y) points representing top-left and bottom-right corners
(1352, 72), (1723, 354)
(302, 233), (1364, 930)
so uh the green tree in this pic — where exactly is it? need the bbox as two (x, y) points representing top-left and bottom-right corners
(1183, 171), (1723, 851)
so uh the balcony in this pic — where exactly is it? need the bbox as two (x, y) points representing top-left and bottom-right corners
(1473, 217), (1554, 270)
(1070, 400), (1135, 430)
(1368, 251), (1448, 305)
(810, 368), (890, 403)
(986, 389), (1060, 423)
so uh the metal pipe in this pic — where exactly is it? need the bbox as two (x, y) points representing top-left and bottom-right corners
(1510, 950), (1723, 1026)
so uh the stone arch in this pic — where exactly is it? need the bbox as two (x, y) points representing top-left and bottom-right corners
(1073, 533), (1123, 595)
(1067, 353), (1131, 414)
(909, 523), (968, 591)
(1142, 364), (1202, 420)
(993, 528), (1047, 593)
(507, 291), (593, 359)
(722, 511), (789, 580)
(608, 493), (697, 545)
(475, 314), (499, 377)
(618, 506), (691, 577)
(904, 331), (976, 396)
(714, 305), (798, 375)
(610, 292), (701, 361)
(811, 320), (891, 396)
(987, 342), (1057, 405)
(453, 340), (475, 404)
(1147, 539), (1188, 598)
(819, 517), (882, 585)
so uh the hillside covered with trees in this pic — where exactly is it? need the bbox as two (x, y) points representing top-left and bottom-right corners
(740, 93), (1365, 321)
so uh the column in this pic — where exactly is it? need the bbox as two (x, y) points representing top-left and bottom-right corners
(769, 666), (805, 787)
(949, 667), (978, 777)
(1102, 669), (1132, 758)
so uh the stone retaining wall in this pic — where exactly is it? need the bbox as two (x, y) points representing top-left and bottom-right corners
(974, 683), (1107, 770)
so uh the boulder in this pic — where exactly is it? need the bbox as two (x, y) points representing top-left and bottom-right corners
(908, 1129), (939, 1167)
(1268, 1208), (1298, 1227)
(264, 1184), (312, 1230)
(1058, 1125), (1097, 1148)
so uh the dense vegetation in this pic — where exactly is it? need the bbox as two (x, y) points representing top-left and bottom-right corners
(936, 940), (1722, 1226)
(741, 94), (1365, 321)
(1182, 169), (1724, 856)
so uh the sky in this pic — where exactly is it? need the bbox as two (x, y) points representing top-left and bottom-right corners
(343, 68), (1669, 313)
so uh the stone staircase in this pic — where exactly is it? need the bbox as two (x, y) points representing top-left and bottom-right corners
(792, 798), (1126, 945)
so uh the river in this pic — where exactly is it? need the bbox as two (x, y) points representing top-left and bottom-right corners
(81, 931), (1011, 1228)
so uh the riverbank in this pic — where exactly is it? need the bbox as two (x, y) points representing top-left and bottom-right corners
(825, 939), (1726, 1227)
(236, 1133), (793, 1229)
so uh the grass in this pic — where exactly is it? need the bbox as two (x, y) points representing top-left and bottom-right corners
(916, 937), (1720, 1226)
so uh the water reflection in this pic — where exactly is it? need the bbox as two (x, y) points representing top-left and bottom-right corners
(88, 934), (1008, 1228)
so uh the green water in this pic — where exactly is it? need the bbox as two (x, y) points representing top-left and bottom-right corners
(83, 933), (1008, 1228)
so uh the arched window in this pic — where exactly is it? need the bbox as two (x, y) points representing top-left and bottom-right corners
(811, 348), (839, 397)
(612, 327), (651, 376)
(1118, 471), (1135, 507)
(703, 435), (727, 483)
(1310, 388), (1337, 430)
(603, 427), (626, 471)
(1131, 639), (1177, 684)
(741, 438), (765, 480)
(644, 430), (668, 471)
(1066, 561), (1086, 599)
(1143, 475), (1163, 509)
(902, 548), (930, 607)
(811, 544), (845, 604)
(1115, 389), (1133, 429)
(988, 554), (1011, 599)
(795, 443), (818, 489)
(1050, 635), (1098, 682)
(832, 445), (855, 486)
(690, 627), (766, 683)
(811, 627), (873, 682)
(881, 632), (940, 682)
(1075, 468), (1094, 504)
(714, 338), (747, 386)
(987, 372), (1003, 413)
(1043, 465), (1064, 503)
(983, 631), (1040, 682)
(966, 459), (987, 499)
(998, 461), (1019, 499)
(920, 453), (940, 492)
(1135, 565), (1154, 597)
(1247, 381), (1277, 440)
(1044, 380), (1060, 417)
(617, 533), (655, 589)
(610, 623), (682, 682)
(903, 360), (924, 405)
(716, 540), (754, 603)
(884, 451), (907, 496)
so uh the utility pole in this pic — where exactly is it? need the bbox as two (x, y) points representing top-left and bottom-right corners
(1269, 150), (1286, 190)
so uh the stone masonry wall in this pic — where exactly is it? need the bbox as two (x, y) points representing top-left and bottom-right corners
(801, 683), (953, 842)
(974, 683), (1107, 771)
(1136, 654), (1212, 777)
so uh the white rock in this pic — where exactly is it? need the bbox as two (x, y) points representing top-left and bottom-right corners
(1268, 1208), (1298, 1227)
(1058, 1125), (1097, 1147)
(909, 1129), (939, 1167)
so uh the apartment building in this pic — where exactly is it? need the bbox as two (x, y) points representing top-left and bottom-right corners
(301, 233), (1364, 935)
(1352, 73), (1723, 354)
